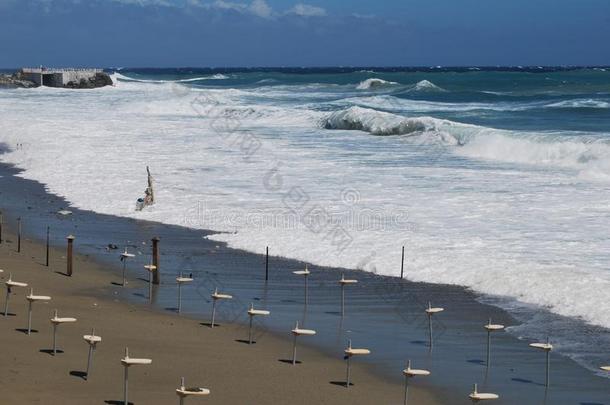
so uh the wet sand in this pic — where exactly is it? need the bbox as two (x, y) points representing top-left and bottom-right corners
(0, 230), (439, 404)
(1, 162), (609, 404)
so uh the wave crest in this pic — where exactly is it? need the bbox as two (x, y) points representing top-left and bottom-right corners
(546, 99), (610, 109)
(322, 106), (458, 145)
(458, 131), (610, 172)
(356, 78), (398, 90)
(324, 107), (610, 178)
(110, 72), (228, 84)
(408, 79), (446, 93)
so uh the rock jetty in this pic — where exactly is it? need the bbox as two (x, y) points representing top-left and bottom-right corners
(0, 69), (113, 89)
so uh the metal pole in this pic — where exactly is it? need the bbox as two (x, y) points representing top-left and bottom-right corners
(471, 384), (477, 405)
(148, 271), (153, 303)
(4, 287), (10, 316)
(53, 323), (58, 355)
(265, 246), (269, 281)
(179, 377), (186, 405)
(123, 365), (129, 405)
(86, 345), (94, 380)
(211, 300), (217, 328)
(400, 246), (405, 279)
(546, 350), (550, 387)
(27, 301), (33, 335)
(346, 356), (351, 388)
(17, 217), (21, 253)
(340, 284), (345, 317)
(178, 282), (182, 314)
(45, 227), (50, 267)
(428, 314), (433, 350)
(248, 315), (254, 344)
(304, 276), (308, 306)
(404, 376), (409, 405)
(292, 334), (298, 365)
(122, 260), (127, 287)
(0, 211), (3, 244)
(486, 330), (491, 368)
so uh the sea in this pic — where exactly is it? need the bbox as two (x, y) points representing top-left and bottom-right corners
(1, 67), (609, 382)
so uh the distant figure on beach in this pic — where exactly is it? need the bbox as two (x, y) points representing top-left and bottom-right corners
(136, 166), (155, 211)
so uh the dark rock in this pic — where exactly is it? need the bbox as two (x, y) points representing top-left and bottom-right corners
(1, 69), (112, 89)
(65, 72), (113, 89)
(0, 73), (38, 89)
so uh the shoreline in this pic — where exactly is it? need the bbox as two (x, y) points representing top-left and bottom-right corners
(1, 161), (609, 404)
(0, 228), (437, 404)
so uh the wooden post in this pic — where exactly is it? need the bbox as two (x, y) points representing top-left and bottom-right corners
(66, 235), (75, 276)
(400, 246), (405, 279)
(17, 217), (22, 253)
(45, 226), (50, 267)
(265, 246), (269, 281)
(152, 237), (160, 285)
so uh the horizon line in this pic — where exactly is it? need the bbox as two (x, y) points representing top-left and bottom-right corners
(2, 65), (610, 72)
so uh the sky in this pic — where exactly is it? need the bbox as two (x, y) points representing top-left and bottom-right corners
(0, 0), (609, 67)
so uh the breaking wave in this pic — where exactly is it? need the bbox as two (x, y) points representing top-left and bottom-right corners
(356, 78), (399, 90)
(322, 106), (459, 145)
(110, 72), (227, 83)
(333, 95), (533, 113)
(545, 99), (610, 109)
(458, 130), (610, 173)
(407, 79), (446, 93)
(323, 107), (610, 176)
(325, 106), (427, 135)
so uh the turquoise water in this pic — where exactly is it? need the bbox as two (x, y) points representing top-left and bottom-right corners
(122, 66), (610, 131)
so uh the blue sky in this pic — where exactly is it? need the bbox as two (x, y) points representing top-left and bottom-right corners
(1, 0), (609, 67)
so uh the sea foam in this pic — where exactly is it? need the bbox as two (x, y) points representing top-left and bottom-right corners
(1, 72), (610, 342)
(356, 78), (398, 90)
(408, 79), (446, 93)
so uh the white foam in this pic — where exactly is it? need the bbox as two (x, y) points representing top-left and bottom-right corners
(322, 106), (610, 179)
(408, 79), (446, 93)
(356, 78), (398, 90)
(334, 95), (534, 113)
(546, 98), (610, 109)
(457, 130), (610, 172)
(323, 106), (459, 144)
(208, 74), (230, 80)
(111, 72), (228, 84)
(1, 79), (610, 336)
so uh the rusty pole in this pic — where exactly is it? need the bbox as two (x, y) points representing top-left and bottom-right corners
(17, 217), (22, 253)
(46, 226), (50, 267)
(66, 235), (75, 276)
(400, 246), (405, 279)
(265, 246), (269, 281)
(152, 237), (160, 285)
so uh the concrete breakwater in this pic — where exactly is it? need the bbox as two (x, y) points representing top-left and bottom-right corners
(0, 68), (113, 89)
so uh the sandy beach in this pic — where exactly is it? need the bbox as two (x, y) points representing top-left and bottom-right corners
(1, 161), (609, 405)
(0, 229), (439, 404)
(3, 0), (610, 402)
